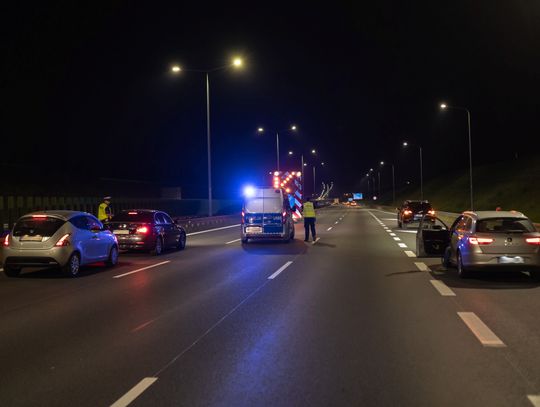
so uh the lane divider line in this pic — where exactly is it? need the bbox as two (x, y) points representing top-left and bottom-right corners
(414, 262), (430, 272)
(430, 280), (456, 296)
(396, 230), (417, 234)
(113, 261), (171, 279)
(268, 261), (293, 280)
(186, 224), (240, 236)
(393, 237), (401, 241)
(389, 233), (396, 236)
(110, 377), (158, 407)
(311, 237), (321, 245)
(225, 238), (241, 244)
(457, 312), (506, 348)
(386, 230), (392, 233)
(404, 251), (416, 257)
(398, 243), (408, 248)
(528, 395), (540, 407)
(327, 227), (333, 231)
(335, 221), (339, 225)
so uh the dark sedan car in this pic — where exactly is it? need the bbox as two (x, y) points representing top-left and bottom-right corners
(107, 210), (186, 255)
(397, 200), (435, 228)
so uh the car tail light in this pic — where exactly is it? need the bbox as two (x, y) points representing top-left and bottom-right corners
(55, 233), (71, 247)
(428, 210), (436, 215)
(526, 237), (540, 245)
(136, 226), (149, 234)
(3, 234), (9, 247)
(241, 211), (245, 224)
(32, 215), (48, 219)
(469, 236), (494, 245)
(128, 211), (138, 215)
(282, 211), (287, 223)
(403, 210), (412, 215)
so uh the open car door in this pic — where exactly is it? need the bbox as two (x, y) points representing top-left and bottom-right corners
(415, 215), (450, 257)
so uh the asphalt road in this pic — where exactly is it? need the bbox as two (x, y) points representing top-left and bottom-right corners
(1, 206), (540, 406)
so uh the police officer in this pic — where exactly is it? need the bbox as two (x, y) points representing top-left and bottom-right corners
(98, 196), (113, 223)
(302, 197), (317, 242)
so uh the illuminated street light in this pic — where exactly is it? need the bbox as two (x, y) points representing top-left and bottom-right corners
(291, 125), (297, 130)
(403, 141), (424, 200)
(169, 57), (245, 216)
(440, 102), (474, 210)
(402, 141), (408, 147)
(288, 151), (293, 155)
(258, 127), (264, 132)
(311, 149), (316, 154)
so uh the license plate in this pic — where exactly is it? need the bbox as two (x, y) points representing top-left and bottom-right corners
(246, 226), (262, 234)
(498, 256), (524, 264)
(20, 235), (43, 241)
(114, 230), (130, 235)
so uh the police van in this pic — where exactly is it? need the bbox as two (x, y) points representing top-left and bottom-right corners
(241, 187), (295, 243)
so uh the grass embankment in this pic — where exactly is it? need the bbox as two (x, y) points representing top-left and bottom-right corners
(388, 156), (540, 223)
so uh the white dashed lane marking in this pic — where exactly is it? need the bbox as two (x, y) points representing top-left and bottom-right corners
(528, 395), (540, 407)
(389, 233), (396, 236)
(327, 227), (333, 231)
(393, 237), (401, 241)
(458, 312), (506, 348)
(398, 243), (407, 248)
(268, 261), (293, 280)
(404, 251), (416, 257)
(226, 238), (241, 244)
(113, 261), (171, 279)
(111, 377), (158, 407)
(414, 262), (430, 272)
(430, 280), (456, 296)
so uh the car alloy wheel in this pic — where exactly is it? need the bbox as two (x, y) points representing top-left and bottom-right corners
(177, 233), (186, 250)
(457, 251), (469, 278)
(152, 237), (163, 256)
(106, 246), (118, 267)
(64, 253), (80, 277)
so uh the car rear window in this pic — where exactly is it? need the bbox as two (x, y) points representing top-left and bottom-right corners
(13, 217), (66, 237)
(245, 197), (283, 213)
(476, 218), (536, 233)
(408, 202), (432, 211)
(111, 211), (154, 222)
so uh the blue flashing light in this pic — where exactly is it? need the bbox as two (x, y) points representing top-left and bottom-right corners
(243, 185), (256, 198)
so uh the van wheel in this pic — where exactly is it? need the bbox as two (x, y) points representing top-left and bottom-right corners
(151, 237), (163, 256)
(241, 236), (248, 244)
(105, 246), (118, 267)
(63, 253), (81, 277)
(457, 251), (469, 278)
(3, 266), (21, 277)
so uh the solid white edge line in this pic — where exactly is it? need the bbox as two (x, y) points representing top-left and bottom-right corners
(457, 312), (506, 347)
(396, 230), (417, 234)
(113, 261), (171, 279)
(327, 227), (333, 231)
(404, 251), (416, 257)
(398, 243), (407, 248)
(225, 238), (241, 244)
(430, 280), (456, 296)
(268, 261), (293, 280)
(528, 395), (540, 407)
(311, 237), (321, 245)
(186, 224), (240, 236)
(110, 377), (158, 407)
(414, 262), (430, 272)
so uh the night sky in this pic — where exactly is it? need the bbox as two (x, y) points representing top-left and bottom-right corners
(3, 2), (540, 198)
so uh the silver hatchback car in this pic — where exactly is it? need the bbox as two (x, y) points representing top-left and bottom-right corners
(440, 211), (540, 278)
(1, 211), (119, 277)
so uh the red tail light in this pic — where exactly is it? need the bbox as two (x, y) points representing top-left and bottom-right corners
(136, 226), (149, 234)
(428, 210), (436, 215)
(55, 233), (71, 247)
(469, 236), (494, 245)
(241, 211), (245, 224)
(526, 237), (540, 245)
(282, 211), (287, 223)
(32, 215), (47, 219)
(3, 234), (9, 247)
(403, 210), (412, 215)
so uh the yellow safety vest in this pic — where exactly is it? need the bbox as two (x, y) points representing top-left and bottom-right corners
(303, 201), (316, 218)
(98, 202), (110, 222)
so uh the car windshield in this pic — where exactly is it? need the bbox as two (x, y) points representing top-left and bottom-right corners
(13, 217), (66, 237)
(111, 211), (154, 222)
(476, 217), (536, 233)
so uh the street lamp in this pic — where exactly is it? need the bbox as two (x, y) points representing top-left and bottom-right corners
(402, 141), (424, 201)
(170, 57), (243, 217)
(257, 124), (297, 171)
(440, 103), (474, 210)
(379, 161), (396, 205)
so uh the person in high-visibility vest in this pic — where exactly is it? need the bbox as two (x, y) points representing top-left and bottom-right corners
(302, 197), (317, 242)
(97, 196), (113, 223)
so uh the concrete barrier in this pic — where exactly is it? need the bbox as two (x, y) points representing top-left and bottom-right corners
(173, 214), (240, 234)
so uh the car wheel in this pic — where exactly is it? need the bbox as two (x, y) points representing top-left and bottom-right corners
(457, 251), (469, 278)
(3, 266), (21, 277)
(62, 253), (81, 277)
(105, 246), (119, 267)
(151, 237), (163, 256)
(177, 232), (186, 250)
(241, 236), (248, 244)
(442, 247), (453, 269)
(290, 226), (295, 240)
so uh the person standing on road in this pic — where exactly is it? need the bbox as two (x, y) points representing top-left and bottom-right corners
(98, 196), (113, 223)
(302, 197), (317, 242)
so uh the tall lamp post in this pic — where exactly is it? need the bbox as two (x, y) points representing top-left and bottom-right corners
(171, 57), (243, 217)
(440, 103), (474, 210)
(380, 161), (396, 205)
(257, 125), (297, 172)
(402, 141), (424, 201)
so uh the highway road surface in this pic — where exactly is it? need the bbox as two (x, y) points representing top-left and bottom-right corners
(1, 206), (540, 406)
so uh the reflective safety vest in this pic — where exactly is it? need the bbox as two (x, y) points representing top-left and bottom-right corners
(98, 202), (110, 222)
(302, 201), (316, 218)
